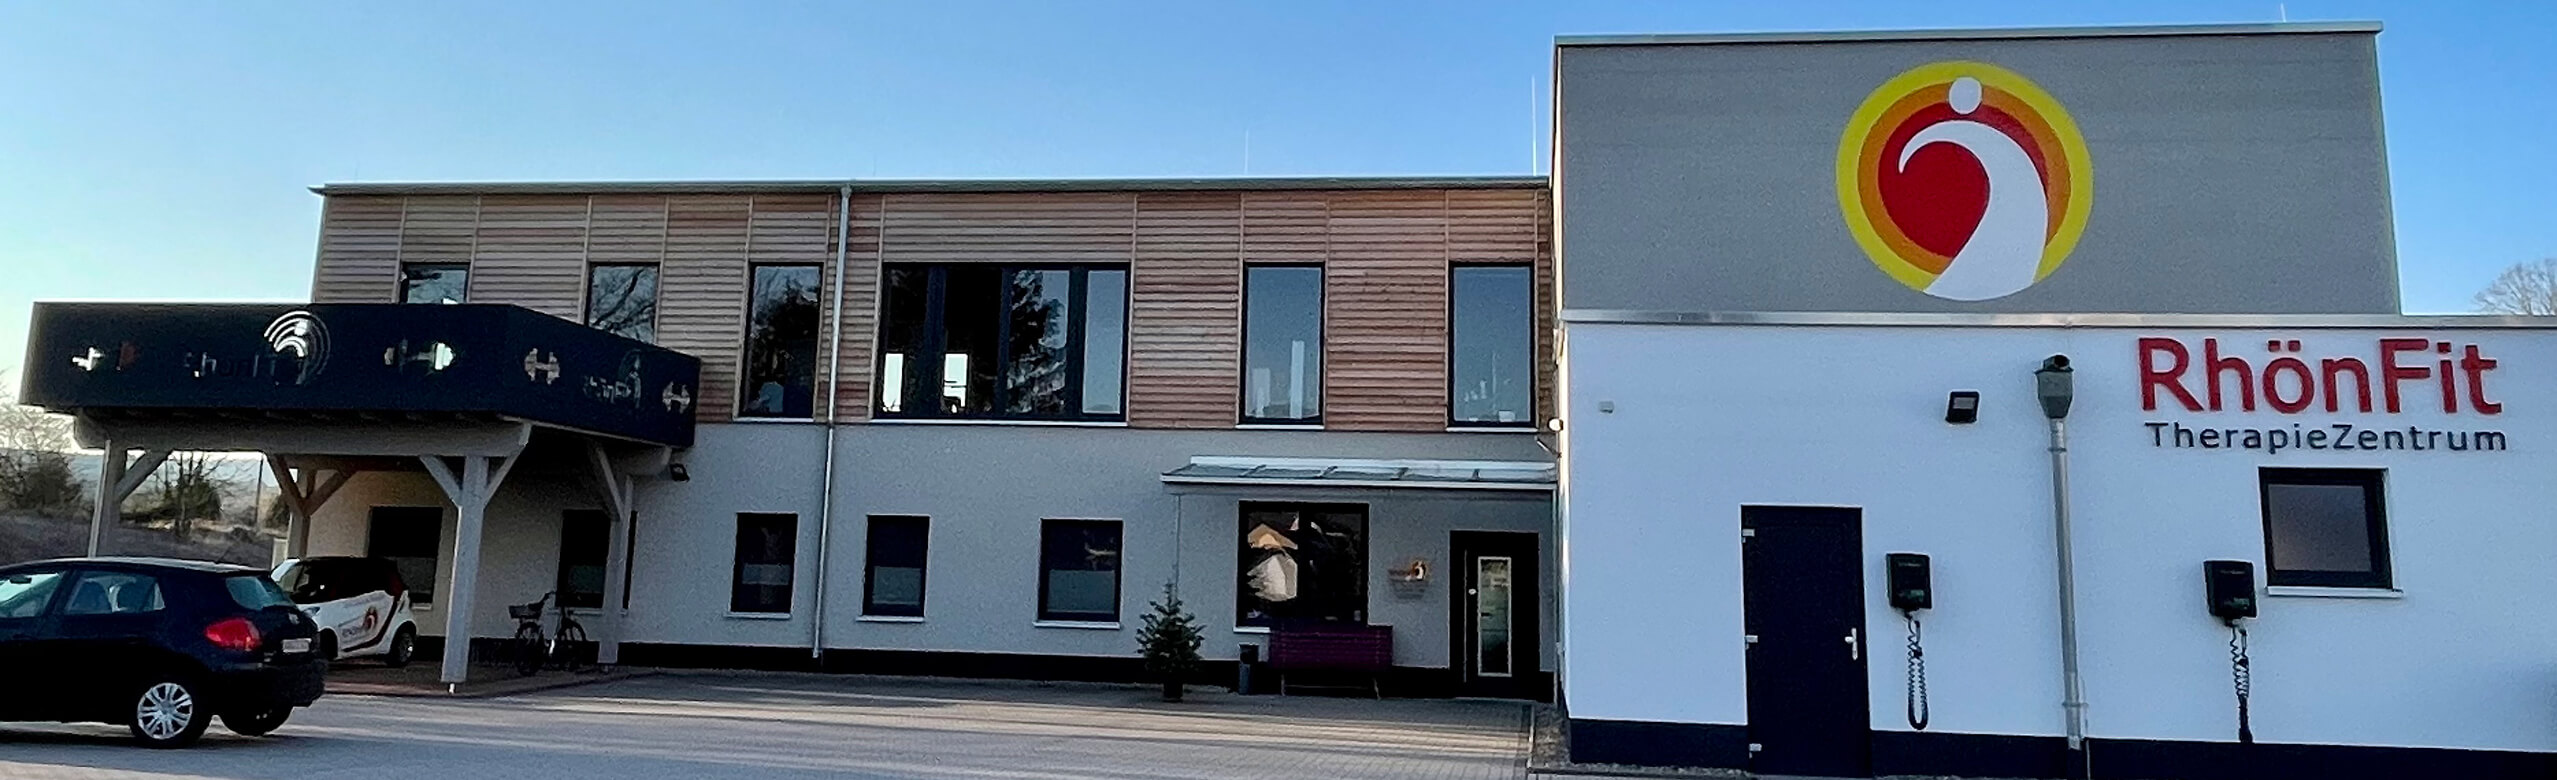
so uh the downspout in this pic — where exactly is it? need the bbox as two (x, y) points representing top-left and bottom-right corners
(810, 183), (854, 662)
(2035, 356), (2088, 780)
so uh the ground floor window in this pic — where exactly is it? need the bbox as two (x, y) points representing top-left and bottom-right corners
(863, 515), (929, 617)
(1237, 502), (1368, 627)
(367, 506), (442, 606)
(731, 513), (798, 614)
(558, 510), (609, 610)
(1038, 519), (1121, 623)
(2259, 467), (2392, 589)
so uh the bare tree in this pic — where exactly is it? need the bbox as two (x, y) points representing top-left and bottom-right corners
(0, 372), (86, 517)
(2474, 258), (2557, 315)
(149, 452), (229, 542)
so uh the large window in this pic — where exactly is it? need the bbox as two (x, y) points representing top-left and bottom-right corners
(730, 513), (798, 614)
(1242, 265), (1322, 424)
(875, 264), (1128, 421)
(862, 515), (929, 618)
(367, 507), (443, 606)
(586, 264), (659, 343)
(1037, 519), (1121, 623)
(2259, 468), (2392, 589)
(1237, 502), (1368, 627)
(63, 570), (164, 615)
(400, 263), (468, 304)
(1451, 265), (1533, 426)
(741, 264), (822, 418)
(557, 510), (610, 610)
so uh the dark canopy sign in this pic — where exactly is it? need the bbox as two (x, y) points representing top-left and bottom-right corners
(21, 303), (700, 447)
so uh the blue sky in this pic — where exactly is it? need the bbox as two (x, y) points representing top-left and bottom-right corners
(2, 1), (2550, 377)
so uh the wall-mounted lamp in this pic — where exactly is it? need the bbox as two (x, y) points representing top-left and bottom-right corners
(1390, 558), (1429, 583)
(668, 463), (691, 482)
(1945, 391), (1981, 424)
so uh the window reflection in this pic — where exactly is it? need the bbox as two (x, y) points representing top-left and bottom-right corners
(1452, 265), (1532, 425)
(1243, 266), (1322, 422)
(873, 263), (1127, 421)
(742, 265), (821, 418)
(400, 263), (468, 304)
(585, 264), (659, 343)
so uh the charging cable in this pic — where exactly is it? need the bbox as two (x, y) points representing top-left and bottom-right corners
(1904, 611), (1929, 731)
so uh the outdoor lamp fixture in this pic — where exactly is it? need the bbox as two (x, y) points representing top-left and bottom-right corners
(2035, 355), (2074, 420)
(668, 463), (691, 482)
(1944, 391), (1981, 424)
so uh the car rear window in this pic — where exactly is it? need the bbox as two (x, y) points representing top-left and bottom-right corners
(224, 574), (293, 610)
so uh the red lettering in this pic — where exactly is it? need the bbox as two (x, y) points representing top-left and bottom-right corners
(2436, 342), (2458, 413)
(2139, 338), (2200, 411)
(2204, 338), (2255, 411)
(2320, 357), (2373, 413)
(2262, 357), (2314, 413)
(2379, 338), (2430, 413)
(2461, 344), (2502, 414)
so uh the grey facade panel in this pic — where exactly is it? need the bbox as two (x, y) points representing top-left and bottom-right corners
(1556, 31), (2396, 314)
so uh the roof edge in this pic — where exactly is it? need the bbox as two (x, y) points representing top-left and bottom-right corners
(1556, 21), (2382, 48)
(312, 175), (1549, 197)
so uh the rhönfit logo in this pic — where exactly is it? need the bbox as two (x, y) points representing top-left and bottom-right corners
(1837, 61), (2093, 301)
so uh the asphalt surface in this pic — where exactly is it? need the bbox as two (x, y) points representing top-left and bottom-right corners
(0, 671), (1530, 779)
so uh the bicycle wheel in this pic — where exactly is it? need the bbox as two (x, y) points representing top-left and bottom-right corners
(512, 624), (545, 677)
(556, 623), (589, 674)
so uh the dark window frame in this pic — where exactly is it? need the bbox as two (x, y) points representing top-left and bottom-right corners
(1448, 263), (1536, 428)
(1239, 263), (1325, 425)
(872, 263), (1128, 422)
(1036, 518), (1123, 623)
(861, 515), (930, 618)
(739, 263), (825, 419)
(398, 262), (470, 304)
(366, 506), (444, 606)
(1235, 501), (1370, 628)
(729, 512), (799, 614)
(556, 509), (610, 610)
(2258, 467), (2393, 589)
(583, 262), (661, 343)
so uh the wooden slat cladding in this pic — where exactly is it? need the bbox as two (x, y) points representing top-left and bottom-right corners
(1241, 192), (1328, 264)
(1128, 192), (1244, 428)
(659, 195), (752, 422)
(832, 194), (885, 421)
(587, 195), (670, 264)
(881, 192), (1135, 263)
(310, 195), (403, 303)
(396, 196), (479, 265)
(1321, 191), (1451, 431)
(468, 195), (588, 319)
(748, 194), (844, 423)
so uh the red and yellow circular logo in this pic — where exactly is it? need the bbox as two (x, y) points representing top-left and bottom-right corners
(1837, 61), (2093, 301)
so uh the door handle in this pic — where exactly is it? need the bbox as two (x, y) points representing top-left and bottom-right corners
(1845, 628), (1861, 661)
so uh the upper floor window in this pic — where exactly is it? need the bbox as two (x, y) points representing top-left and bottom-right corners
(586, 264), (659, 343)
(1242, 265), (1322, 424)
(875, 264), (1128, 421)
(741, 264), (822, 419)
(1451, 265), (1533, 426)
(400, 263), (468, 304)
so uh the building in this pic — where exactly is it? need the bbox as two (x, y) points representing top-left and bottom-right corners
(1554, 20), (2557, 780)
(19, 18), (2557, 780)
(27, 177), (1561, 700)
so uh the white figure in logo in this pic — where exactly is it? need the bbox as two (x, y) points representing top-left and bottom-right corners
(1899, 76), (2049, 301)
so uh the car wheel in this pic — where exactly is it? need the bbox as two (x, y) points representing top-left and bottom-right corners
(384, 625), (417, 668)
(128, 679), (211, 748)
(221, 708), (291, 737)
(315, 631), (338, 662)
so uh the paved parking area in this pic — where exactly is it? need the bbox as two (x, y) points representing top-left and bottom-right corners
(0, 672), (1530, 780)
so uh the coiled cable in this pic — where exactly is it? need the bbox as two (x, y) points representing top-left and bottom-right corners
(2230, 622), (2253, 744)
(1905, 612), (1929, 731)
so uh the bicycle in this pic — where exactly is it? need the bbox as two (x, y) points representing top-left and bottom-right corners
(505, 592), (590, 677)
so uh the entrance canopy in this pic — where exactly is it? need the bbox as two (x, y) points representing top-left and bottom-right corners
(19, 302), (700, 687)
(1162, 456), (1556, 492)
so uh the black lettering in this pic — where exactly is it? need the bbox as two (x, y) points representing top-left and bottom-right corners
(2267, 429), (2290, 453)
(2384, 429), (2406, 449)
(2330, 423), (2356, 449)
(2307, 428), (2329, 448)
(2428, 431), (2443, 450)
(2478, 431), (2508, 451)
(2356, 428), (2379, 449)
(2176, 423), (2197, 447)
(2148, 422), (2170, 447)
(2201, 429), (2223, 448)
(2242, 430), (2264, 450)
(2450, 432), (2471, 451)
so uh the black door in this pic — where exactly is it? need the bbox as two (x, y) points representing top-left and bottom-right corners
(1742, 506), (1871, 777)
(1450, 531), (1540, 699)
(52, 568), (176, 718)
(0, 566), (71, 719)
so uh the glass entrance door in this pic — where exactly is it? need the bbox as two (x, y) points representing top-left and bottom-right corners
(1474, 556), (1514, 678)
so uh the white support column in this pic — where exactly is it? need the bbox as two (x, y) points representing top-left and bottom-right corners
(88, 445), (170, 557)
(583, 441), (634, 667)
(421, 453), (517, 687)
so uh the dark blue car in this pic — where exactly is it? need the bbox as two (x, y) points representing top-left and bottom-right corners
(0, 557), (326, 747)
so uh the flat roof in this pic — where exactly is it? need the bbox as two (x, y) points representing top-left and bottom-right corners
(313, 175), (1548, 197)
(1557, 21), (2381, 48)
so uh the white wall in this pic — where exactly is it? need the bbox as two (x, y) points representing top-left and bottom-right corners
(1562, 321), (2557, 752)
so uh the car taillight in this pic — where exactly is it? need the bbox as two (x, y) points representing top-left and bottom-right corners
(205, 617), (260, 652)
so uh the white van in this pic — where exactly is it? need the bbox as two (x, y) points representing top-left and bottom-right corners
(269, 557), (419, 666)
